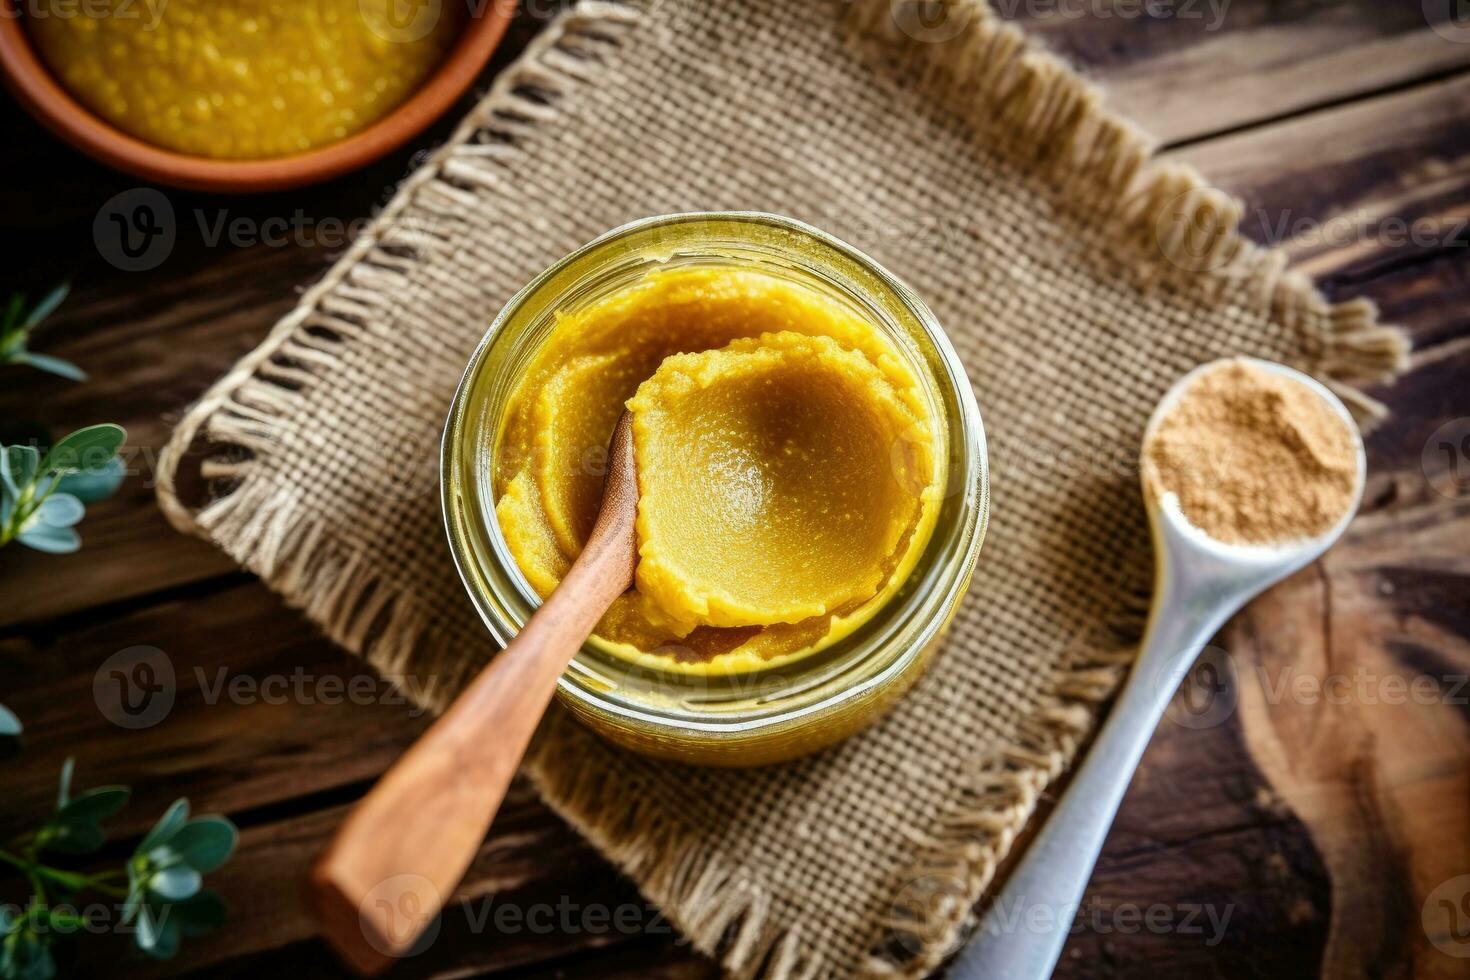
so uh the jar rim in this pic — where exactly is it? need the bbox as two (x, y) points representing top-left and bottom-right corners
(441, 211), (989, 748)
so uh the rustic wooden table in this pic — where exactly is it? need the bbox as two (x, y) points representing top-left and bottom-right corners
(2, 2), (1468, 977)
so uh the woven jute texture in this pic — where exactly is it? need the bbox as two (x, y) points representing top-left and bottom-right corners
(157, 1), (1409, 976)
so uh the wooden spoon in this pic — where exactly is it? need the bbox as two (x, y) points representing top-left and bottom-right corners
(309, 412), (639, 974)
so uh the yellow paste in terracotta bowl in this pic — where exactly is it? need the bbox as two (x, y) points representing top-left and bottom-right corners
(27, 0), (464, 159)
(494, 267), (943, 676)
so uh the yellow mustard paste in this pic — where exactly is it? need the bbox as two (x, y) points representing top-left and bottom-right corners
(494, 267), (944, 675)
(28, 0), (464, 159)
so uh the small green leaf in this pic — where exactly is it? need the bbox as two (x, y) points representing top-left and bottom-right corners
(148, 866), (201, 902)
(14, 353), (86, 383)
(44, 784), (131, 856)
(15, 525), (79, 554)
(137, 799), (190, 854)
(58, 785), (131, 823)
(20, 283), (69, 331)
(160, 817), (237, 874)
(55, 456), (124, 504)
(0, 702), (19, 737)
(33, 494), (83, 529)
(38, 424), (125, 476)
(1, 446), (40, 497)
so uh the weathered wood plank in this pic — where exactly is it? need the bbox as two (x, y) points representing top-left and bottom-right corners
(1166, 72), (1470, 285)
(1011, 0), (1470, 144)
(0, 580), (434, 838)
(1224, 387), (1470, 980)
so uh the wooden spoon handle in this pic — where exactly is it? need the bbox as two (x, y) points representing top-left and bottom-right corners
(309, 419), (638, 975)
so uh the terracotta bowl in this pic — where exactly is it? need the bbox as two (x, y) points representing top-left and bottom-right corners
(0, 0), (515, 193)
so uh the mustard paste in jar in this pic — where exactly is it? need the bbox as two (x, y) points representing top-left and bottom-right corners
(494, 267), (944, 675)
(27, 0), (463, 159)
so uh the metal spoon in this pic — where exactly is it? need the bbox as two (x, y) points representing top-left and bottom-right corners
(949, 358), (1366, 980)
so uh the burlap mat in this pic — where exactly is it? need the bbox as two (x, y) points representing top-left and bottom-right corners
(156, 1), (1409, 976)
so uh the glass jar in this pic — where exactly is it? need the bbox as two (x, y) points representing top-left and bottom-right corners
(442, 212), (988, 766)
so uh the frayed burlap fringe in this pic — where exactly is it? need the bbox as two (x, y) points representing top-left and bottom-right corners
(156, 1), (1409, 978)
(519, 717), (827, 979)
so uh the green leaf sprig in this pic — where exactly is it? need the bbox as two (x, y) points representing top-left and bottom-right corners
(0, 752), (237, 978)
(0, 425), (126, 554)
(0, 285), (85, 382)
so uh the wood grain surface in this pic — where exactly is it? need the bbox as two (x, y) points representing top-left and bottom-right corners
(1, 2), (1467, 977)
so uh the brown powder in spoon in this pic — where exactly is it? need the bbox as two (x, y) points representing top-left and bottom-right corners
(1143, 359), (1359, 545)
